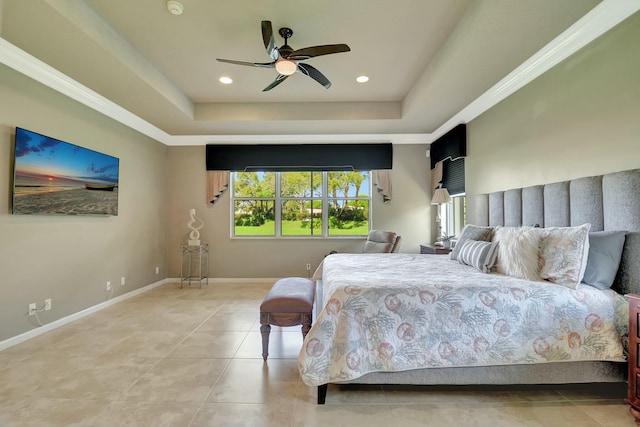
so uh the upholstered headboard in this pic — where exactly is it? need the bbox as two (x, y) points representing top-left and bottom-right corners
(476, 169), (640, 295)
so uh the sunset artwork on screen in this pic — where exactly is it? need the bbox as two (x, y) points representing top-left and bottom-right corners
(12, 127), (119, 215)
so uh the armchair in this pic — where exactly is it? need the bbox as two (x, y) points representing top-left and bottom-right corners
(362, 230), (401, 253)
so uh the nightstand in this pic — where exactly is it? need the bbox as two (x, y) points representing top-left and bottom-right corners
(626, 294), (640, 423)
(419, 244), (452, 255)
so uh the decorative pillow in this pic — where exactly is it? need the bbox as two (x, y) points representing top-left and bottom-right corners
(492, 226), (541, 281)
(538, 223), (591, 288)
(582, 230), (626, 290)
(449, 225), (493, 261)
(457, 239), (499, 273)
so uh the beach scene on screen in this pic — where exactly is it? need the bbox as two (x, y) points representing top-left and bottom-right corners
(12, 128), (119, 215)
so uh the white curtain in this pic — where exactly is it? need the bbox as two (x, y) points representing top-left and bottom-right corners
(207, 170), (229, 204)
(431, 160), (444, 196)
(372, 170), (392, 203)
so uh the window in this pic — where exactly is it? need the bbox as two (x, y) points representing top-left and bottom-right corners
(440, 156), (466, 238)
(440, 195), (466, 238)
(232, 171), (370, 237)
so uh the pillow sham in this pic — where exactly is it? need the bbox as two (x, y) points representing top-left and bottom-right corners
(582, 230), (626, 290)
(449, 225), (493, 261)
(538, 223), (591, 288)
(492, 226), (540, 281)
(457, 239), (499, 273)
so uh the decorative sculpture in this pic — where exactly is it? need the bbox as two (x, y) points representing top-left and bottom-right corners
(187, 208), (204, 245)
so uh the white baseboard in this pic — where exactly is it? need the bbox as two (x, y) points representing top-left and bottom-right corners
(0, 277), (296, 351)
(0, 278), (171, 352)
(168, 277), (281, 284)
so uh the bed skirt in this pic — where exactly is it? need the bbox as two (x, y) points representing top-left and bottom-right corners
(316, 361), (625, 403)
(333, 361), (625, 385)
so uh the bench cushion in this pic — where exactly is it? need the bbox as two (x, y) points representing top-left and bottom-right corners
(260, 277), (314, 313)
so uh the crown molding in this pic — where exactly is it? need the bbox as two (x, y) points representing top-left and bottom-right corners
(432, 0), (640, 139)
(169, 133), (434, 146)
(1, 0), (637, 146)
(0, 37), (174, 145)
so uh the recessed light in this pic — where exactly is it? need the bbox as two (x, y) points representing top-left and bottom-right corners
(356, 75), (369, 83)
(166, 1), (184, 15)
(219, 76), (233, 85)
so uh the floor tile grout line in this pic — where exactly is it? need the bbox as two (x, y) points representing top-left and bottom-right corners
(185, 287), (263, 425)
(567, 399), (610, 427)
(82, 282), (232, 412)
(93, 303), (205, 409)
(381, 384), (399, 427)
(186, 357), (234, 427)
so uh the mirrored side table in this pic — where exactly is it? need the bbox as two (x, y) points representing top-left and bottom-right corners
(180, 244), (209, 288)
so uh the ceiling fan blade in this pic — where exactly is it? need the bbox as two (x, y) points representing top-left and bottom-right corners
(261, 20), (279, 61)
(263, 74), (289, 92)
(288, 44), (351, 60)
(297, 63), (331, 89)
(217, 58), (274, 69)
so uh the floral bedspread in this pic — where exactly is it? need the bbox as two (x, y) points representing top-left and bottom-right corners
(298, 253), (628, 387)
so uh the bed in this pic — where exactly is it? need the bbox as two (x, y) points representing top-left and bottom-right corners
(298, 168), (640, 404)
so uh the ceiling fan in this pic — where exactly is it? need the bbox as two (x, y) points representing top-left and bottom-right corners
(216, 21), (351, 92)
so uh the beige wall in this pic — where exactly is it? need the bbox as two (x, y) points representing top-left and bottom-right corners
(465, 11), (640, 223)
(0, 64), (168, 342)
(166, 144), (433, 278)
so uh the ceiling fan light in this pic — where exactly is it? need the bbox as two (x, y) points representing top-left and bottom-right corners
(275, 58), (297, 76)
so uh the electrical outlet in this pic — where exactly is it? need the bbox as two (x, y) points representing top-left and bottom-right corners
(121, 276), (126, 286)
(155, 266), (160, 274)
(44, 299), (51, 311)
(28, 303), (36, 316)
(306, 263), (311, 271)
(106, 281), (112, 291)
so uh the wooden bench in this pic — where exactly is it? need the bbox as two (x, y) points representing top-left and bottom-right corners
(259, 277), (315, 361)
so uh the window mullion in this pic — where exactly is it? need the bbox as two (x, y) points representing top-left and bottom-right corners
(275, 172), (282, 237)
(322, 172), (329, 237)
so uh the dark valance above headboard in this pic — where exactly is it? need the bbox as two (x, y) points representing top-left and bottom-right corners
(475, 169), (640, 295)
(429, 124), (466, 169)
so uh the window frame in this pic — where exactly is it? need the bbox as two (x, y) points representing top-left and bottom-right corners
(230, 171), (372, 239)
(439, 156), (466, 239)
(439, 193), (466, 239)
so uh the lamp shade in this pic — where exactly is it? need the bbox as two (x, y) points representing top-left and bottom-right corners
(431, 187), (451, 205)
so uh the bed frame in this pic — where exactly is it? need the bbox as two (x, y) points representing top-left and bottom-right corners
(315, 168), (640, 404)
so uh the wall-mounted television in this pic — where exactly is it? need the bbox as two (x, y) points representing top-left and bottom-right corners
(11, 127), (119, 216)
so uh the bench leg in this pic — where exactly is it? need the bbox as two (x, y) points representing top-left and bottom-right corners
(301, 324), (311, 338)
(260, 324), (271, 361)
(301, 312), (312, 339)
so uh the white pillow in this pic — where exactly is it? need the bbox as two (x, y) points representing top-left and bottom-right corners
(538, 223), (591, 288)
(492, 226), (541, 281)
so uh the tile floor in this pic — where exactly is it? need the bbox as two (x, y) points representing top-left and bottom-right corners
(0, 281), (636, 427)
